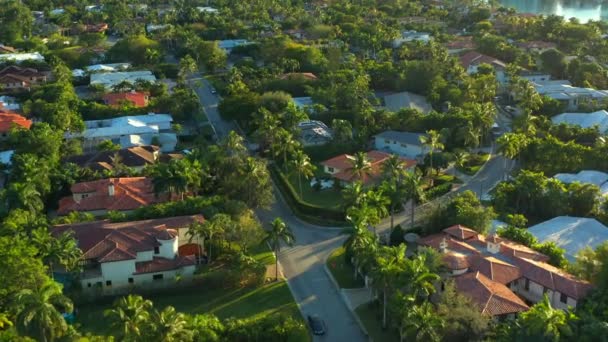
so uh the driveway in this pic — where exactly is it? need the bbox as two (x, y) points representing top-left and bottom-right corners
(188, 77), (368, 341)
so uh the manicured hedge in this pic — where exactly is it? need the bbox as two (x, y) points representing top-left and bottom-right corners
(110, 195), (227, 222)
(425, 182), (453, 200)
(269, 165), (346, 223)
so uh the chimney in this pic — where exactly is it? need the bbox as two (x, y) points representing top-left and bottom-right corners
(108, 184), (115, 196)
(439, 238), (448, 254)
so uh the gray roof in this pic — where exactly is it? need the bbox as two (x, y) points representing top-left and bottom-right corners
(375, 131), (426, 146)
(528, 216), (608, 262)
(383, 91), (432, 114)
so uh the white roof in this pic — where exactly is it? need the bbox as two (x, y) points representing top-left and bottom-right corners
(90, 70), (156, 89)
(146, 24), (171, 32)
(50, 8), (65, 16)
(551, 110), (608, 132)
(196, 6), (219, 13)
(0, 150), (14, 166)
(383, 91), (432, 114)
(86, 63), (131, 72)
(554, 170), (608, 186)
(528, 216), (608, 262)
(218, 39), (251, 50)
(72, 69), (85, 77)
(0, 52), (44, 63)
(0, 96), (19, 111)
(293, 97), (314, 108)
(74, 114), (173, 139)
(534, 81), (608, 101)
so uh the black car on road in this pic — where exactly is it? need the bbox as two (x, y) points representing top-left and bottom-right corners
(307, 315), (326, 335)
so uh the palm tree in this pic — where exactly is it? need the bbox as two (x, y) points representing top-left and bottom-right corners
(263, 218), (295, 281)
(221, 131), (247, 157)
(452, 151), (469, 177)
(382, 154), (404, 181)
(187, 215), (229, 263)
(365, 189), (390, 233)
(31, 229), (82, 278)
(380, 180), (407, 233)
(178, 54), (198, 80)
(341, 223), (376, 279)
(372, 246), (406, 328)
(15, 280), (73, 342)
(104, 295), (153, 341)
(289, 151), (316, 198)
(403, 169), (426, 228)
(420, 130), (445, 183)
(404, 254), (440, 300)
(342, 181), (366, 209)
(8, 182), (43, 213)
(516, 295), (570, 341)
(273, 129), (300, 168)
(348, 152), (372, 182)
(152, 306), (192, 342)
(400, 302), (444, 342)
(150, 159), (201, 200)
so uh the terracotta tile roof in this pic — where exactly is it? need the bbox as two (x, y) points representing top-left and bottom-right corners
(280, 72), (318, 80)
(443, 225), (478, 240)
(135, 255), (196, 274)
(84, 23), (109, 33)
(322, 150), (416, 184)
(443, 251), (470, 270)
(103, 92), (149, 108)
(65, 145), (160, 172)
(444, 36), (475, 50)
(514, 257), (593, 300)
(53, 215), (204, 263)
(459, 51), (506, 69)
(469, 255), (522, 285)
(0, 110), (31, 132)
(454, 272), (529, 316)
(58, 177), (166, 215)
(0, 45), (17, 53)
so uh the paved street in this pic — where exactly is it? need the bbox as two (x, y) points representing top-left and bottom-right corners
(188, 77), (368, 341)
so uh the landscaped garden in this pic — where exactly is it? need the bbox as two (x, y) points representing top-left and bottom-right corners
(356, 302), (399, 342)
(456, 152), (490, 176)
(327, 247), (365, 289)
(284, 167), (343, 210)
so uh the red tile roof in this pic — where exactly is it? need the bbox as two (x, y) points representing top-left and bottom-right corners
(53, 215), (204, 263)
(280, 72), (318, 80)
(58, 177), (166, 215)
(103, 92), (149, 108)
(322, 150), (416, 184)
(514, 257), (593, 300)
(443, 225), (478, 240)
(469, 255), (522, 285)
(444, 36), (475, 50)
(135, 255), (196, 274)
(459, 51), (506, 70)
(454, 272), (529, 316)
(0, 110), (31, 132)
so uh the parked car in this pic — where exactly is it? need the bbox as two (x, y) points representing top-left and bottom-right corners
(307, 315), (326, 335)
(210, 88), (217, 94)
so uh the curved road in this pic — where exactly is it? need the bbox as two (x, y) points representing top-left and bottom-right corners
(190, 76), (514, 341)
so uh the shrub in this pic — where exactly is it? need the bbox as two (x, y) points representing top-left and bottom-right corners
(390, 225), (405, 246)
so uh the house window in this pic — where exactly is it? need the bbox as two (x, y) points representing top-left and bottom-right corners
(106, 280), (112, 287)
(524, 279), (530, 291)
(560, 293), (568, 304)
(153, 274), (164, 281)
(328, 167), (334, 172)
(128, 278), (134, 284)
(154, 246), (160, 254)
(81, 194), (89, 199)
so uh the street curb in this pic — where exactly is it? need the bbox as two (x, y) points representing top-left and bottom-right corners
(323, 253), (371, 341)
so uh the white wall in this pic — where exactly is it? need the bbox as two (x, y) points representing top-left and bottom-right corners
(374, 136), (424, 159)
(136, 250), (154, 262)
(158, 238), (178, 259)
(100, 259), (136, 288)
(323, 165), (340, 175)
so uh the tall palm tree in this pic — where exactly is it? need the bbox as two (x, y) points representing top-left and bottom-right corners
(516, 295), (570, 341)
(365, 189), (390, 233)
(420, 130), (445, 183)
(104, 295), (153, 342)
(380, 180), (407, 233)
(404, 254), (440, 300)
(289, 151), (316, 198)
(31, 229), (82, 278)
(15, 280), (73, 342)
(152, 306), (192, 342)
(263, 218), (295, 281)
(382, 154), (404, 181)
(403, 169), (426, 228)
(400, 302), (444, 342)
(342, 181), (366, 209)
(348, 152), (372, 182)
(372, 246), (406, 328)
(221, 131), (247, 157)
(452, 151), (469, 177)
(273, 129), (300, 168)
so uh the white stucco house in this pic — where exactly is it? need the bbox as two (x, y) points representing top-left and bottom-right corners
(218, 39), (252, 53)
(90, 70), (156, 90)
(392, 30), (432, 48)
(66, 113), (177, 152)
(553, 169), (608, 196)
(374, 130), (428, 159)
(0, 52), (45, 63)
(460, 51), (507, 85)
(533, 81), (608, 111)
(551, 110), (608, 134)
(53, 215), (205, 295)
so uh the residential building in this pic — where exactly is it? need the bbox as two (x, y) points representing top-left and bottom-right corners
(64, 145), (179, 173)
(0, 109), (32, 138)
(103, 91), (149, 108)
(380, 91), (433, 114)
(0, 96), (20, 110)
(66, 113), (177, 152)
(392, 30), (432, 48)
(551, 110), (608, 133)
(58, 177), (168, 216)
(0, 150), (14, 166)
(553, 170), (608, 195)
(520, 71), (552, 84)
(532, 81), (608, 111)
(196, 6), (219, 13)
(321, 150), (416, 185)
(90, 70), (156, 90)
(86, 63), (131, 73)
(528, 217), (608, 262)
(280, 72), (317, 81)
(0, 52), (45, 63)
(146, 24), (171, 32)
(218, 39), (252, 53)
(444, 36), (475, 55)
(515, 40), (557, 54)
(297, 120), (332, 146)
(419, 225), (593, 315)
(0, 66), (48, 91)
(374, 130), (428, 159)
(82, 23), (109, 34)
(292, 96), (314, 109)
(460, 51), (507, 84)
(53, 215), (205, 294)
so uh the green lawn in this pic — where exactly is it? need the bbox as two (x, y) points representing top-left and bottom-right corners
(250, 243), (276, 266)
(284, 171), (343, 210)
(456, 153), (491, 176)
(355, 302), (399, 342)
(327, 247), (365, 289)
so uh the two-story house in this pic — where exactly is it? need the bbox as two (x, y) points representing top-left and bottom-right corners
(53, 215), (205, 294)
(0, 66), (49, 91)
(419, 225), (593, 317)
(460, 51), (507, 85)
(58, 177), (169, 216)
